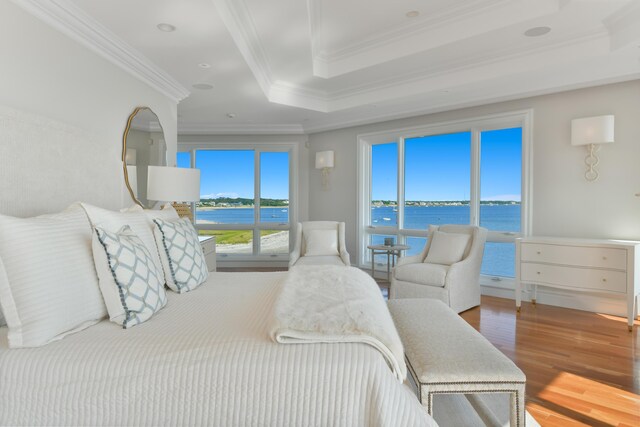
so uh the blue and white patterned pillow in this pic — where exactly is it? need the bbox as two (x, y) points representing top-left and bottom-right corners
(94, 226), (167, 328)
(153, 218), (209, 293)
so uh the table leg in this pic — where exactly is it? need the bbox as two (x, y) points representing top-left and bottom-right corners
(371, 249), (375, 278)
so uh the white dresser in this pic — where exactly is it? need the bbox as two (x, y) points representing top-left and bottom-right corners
(515, 236), (640, 331)
(198, 236), (217, 272)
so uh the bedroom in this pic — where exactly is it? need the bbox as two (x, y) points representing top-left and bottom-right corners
(0, 0), (639, 426)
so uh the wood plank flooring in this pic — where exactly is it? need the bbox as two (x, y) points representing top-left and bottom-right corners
(459, 296), (640, 427)
(218, 268), (640, 426)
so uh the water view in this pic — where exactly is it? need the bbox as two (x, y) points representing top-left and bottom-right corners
(196, 204), (519, 277)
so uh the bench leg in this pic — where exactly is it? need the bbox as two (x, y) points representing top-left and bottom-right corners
(510, 389), (525, 427)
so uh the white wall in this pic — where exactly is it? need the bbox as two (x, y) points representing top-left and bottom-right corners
(308, 80), (640, 257)
(307, 80), (640, 314)
(0, 1), (177, 216)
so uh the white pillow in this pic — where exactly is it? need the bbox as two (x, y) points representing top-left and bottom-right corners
(0, 204), (107, 348)
(94, 226), (167, 328)
(153, 218), (208, 293)
(123, 203), (180, 226)
(80, 203), (165, 284)
(304, 229), (339, 256)
(424, 230), (471, 266)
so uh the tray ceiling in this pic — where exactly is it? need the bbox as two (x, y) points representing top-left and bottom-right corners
(18, 0), (640, 133)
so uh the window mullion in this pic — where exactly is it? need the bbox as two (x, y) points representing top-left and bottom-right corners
(254, 150), (260, 255)
(397, 137), (405, 243)
(470, 129), (480, 226)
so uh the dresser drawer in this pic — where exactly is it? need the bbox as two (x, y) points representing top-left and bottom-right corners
(520, 263), (626, 293)
(520, 243), (626, 270)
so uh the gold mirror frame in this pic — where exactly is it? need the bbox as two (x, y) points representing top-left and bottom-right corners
(122, 107), (167, 208)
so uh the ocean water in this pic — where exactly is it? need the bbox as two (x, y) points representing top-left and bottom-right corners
(197, 207), (288, 224)
(196, 205), (518, 277)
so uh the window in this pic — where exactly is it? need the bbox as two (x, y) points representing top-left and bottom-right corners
(177, 145), (294, 260)
(358, 111), (531, 278)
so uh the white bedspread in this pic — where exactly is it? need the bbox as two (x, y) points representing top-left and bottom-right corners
(0, 272), (436, 427)
(271, 266), (406, 382)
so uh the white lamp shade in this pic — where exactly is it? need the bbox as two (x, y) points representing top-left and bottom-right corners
(315, 150), (334, 169)
(147, 166), (201, 202)
(126, 165), (138, 198)
(571, 115), (614, 146)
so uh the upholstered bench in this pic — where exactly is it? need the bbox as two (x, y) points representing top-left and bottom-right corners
(388, 298), (526, 427)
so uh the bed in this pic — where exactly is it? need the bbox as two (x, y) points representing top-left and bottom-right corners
(0, 271), (436, 426)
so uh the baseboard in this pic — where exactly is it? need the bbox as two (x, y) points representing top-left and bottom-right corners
(479, 276), (629, 318)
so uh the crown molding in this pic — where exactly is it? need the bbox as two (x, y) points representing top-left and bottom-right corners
(211, 0), (274, 96)
(310, 0), (562, 78)
(178, 122), (305, 135)
(603, 0), (640, 51)
(303, 74), (640, 135)
(12, 0), (190, 103)
(328, 30), (610, 103)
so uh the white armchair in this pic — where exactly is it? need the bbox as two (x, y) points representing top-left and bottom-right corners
(390, 224), (487, 313)
(289, 221), (351, 268)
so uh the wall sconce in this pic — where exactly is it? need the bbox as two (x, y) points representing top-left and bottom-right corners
(571, 115), (614, 181)
(315, 150), (334, 190)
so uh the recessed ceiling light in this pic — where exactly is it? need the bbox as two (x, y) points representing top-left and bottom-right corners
(524, 26), (551, 37)
(192, 83), (213, 90)
(406, 10), (419, 18)
(198, 63), (211, 69)
(156, 23), (176, 32)
(226, 113), (236, 119)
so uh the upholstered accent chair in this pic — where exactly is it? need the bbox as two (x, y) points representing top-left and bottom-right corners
(289, 221), (351, 268)
(390, 225), (487, 313)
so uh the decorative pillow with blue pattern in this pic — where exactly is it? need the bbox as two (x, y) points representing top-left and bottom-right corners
(94, 225), (167, 328)
(153, 218), (209, 293)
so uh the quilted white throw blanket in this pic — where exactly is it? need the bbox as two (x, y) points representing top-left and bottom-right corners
(271, 265), (407, 381)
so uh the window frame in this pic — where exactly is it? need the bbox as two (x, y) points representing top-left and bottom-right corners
(177, 142), (298, 262)
(357, 110), (533, 276)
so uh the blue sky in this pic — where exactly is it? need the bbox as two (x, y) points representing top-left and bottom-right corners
(178, 150), (289, 199)
(372, 127), (522, 201)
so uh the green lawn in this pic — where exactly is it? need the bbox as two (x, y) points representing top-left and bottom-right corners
(198, 229), (280, 244)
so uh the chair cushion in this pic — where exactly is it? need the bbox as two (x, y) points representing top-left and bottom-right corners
(394, 263), (449, 287)
(424, 231), (471, 265)
(293, 255), (346, 266)
(304, 229), (339, 256)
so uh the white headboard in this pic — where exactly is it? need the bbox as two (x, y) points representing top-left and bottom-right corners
(0, 105), (123, 217)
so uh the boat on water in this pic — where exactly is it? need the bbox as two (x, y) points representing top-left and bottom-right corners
(383, 217), (391, 221)
(281, 209), (287, 212)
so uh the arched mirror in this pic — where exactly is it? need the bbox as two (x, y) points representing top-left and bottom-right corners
(122, 107), (167, 207)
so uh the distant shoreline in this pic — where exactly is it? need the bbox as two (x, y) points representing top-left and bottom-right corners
(197, 206), (288, 211)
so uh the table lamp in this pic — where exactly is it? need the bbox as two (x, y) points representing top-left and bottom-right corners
(147, 166), (201, 221)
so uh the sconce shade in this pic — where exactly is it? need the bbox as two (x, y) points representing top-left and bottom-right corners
(315, 150), (334, 169)
(571, 115), (614, 146)
(147, 166), (201, 202)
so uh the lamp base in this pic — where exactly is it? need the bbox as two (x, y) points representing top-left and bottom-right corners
(172, 202), (194, 222)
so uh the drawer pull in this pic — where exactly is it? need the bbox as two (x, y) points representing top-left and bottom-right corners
(536, 271), (541, 275)
(536, 251), (541, 255)
(602, 278), (607, 282)
(602, 256), (607, 260)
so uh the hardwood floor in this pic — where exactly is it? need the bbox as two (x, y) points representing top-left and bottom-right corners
(459, 297), (640, 427)
(219, 268), (639, 426)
